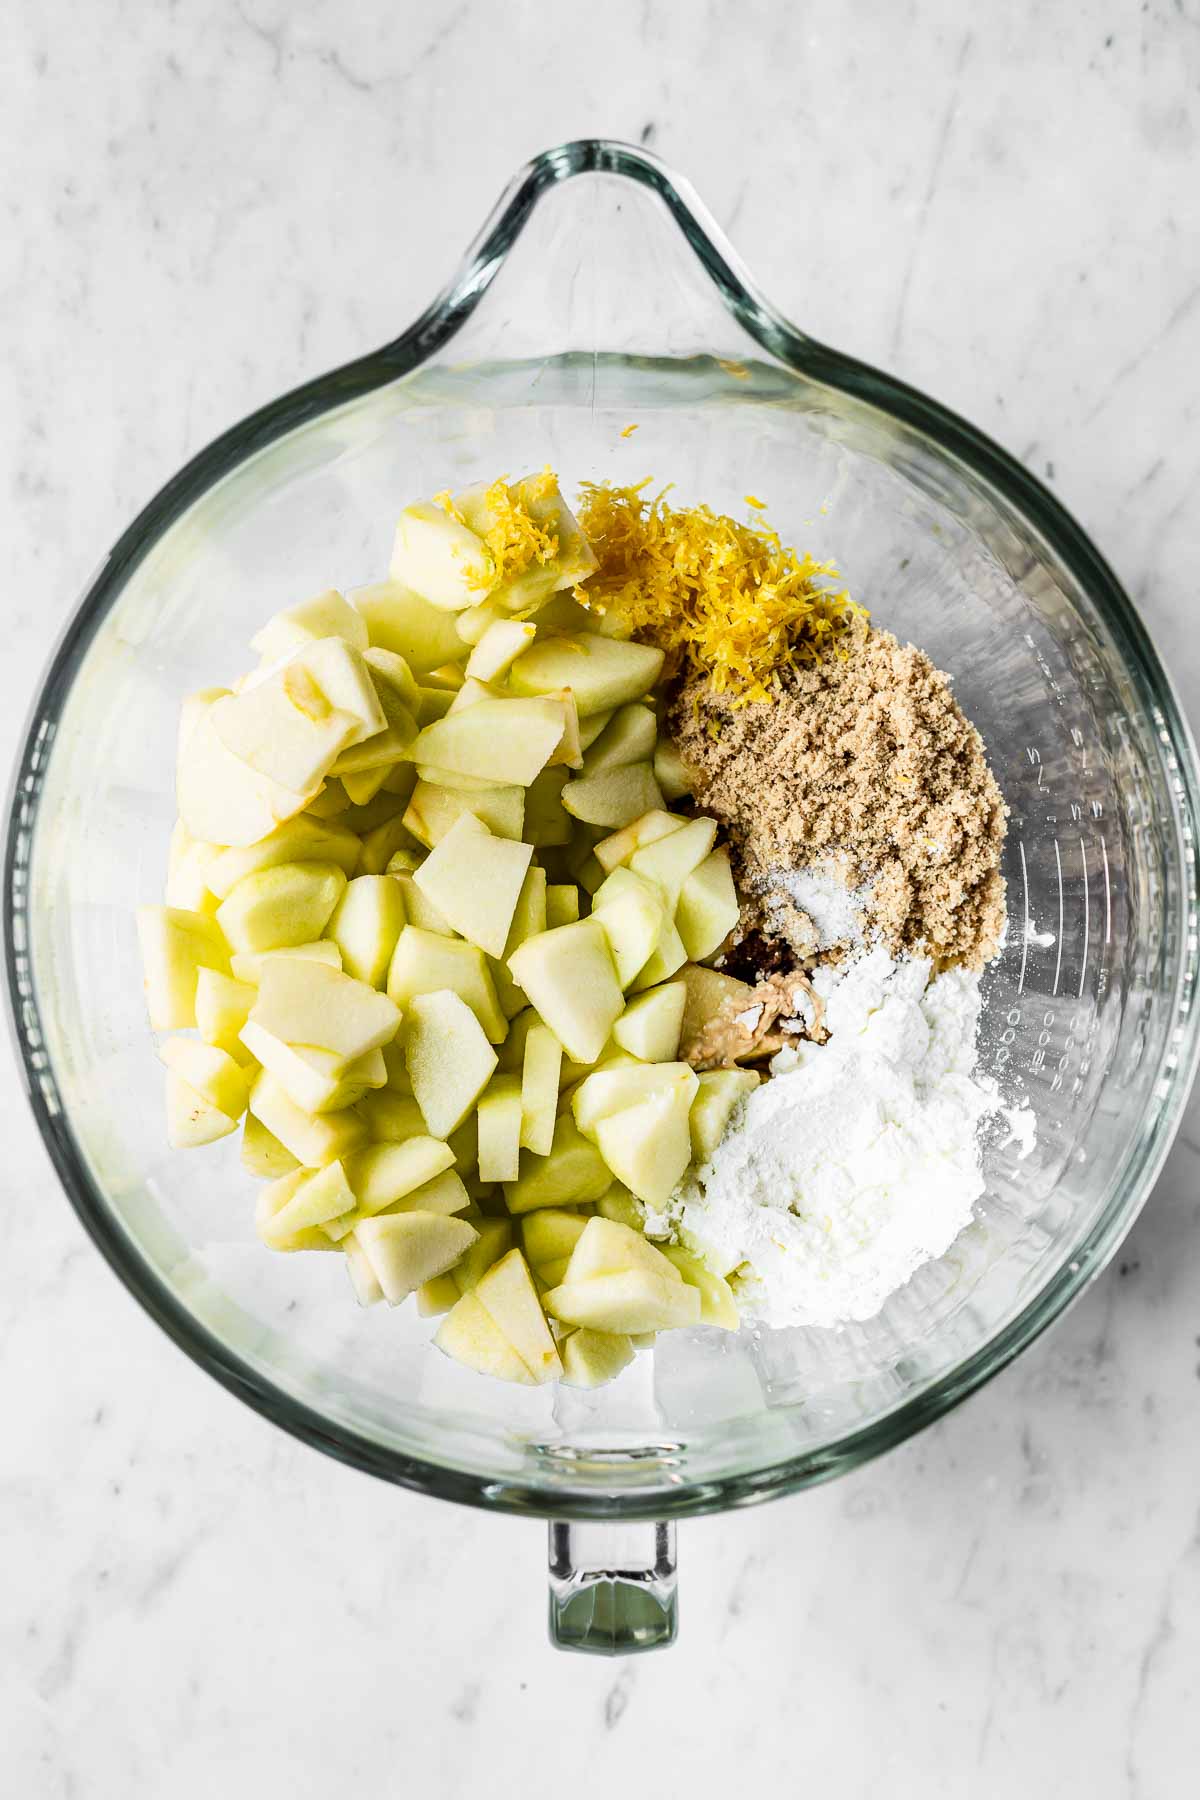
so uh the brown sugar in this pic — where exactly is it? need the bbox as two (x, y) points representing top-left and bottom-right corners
(669, 630), (1008, 971)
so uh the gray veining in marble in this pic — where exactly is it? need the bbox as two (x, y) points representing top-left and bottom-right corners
(4, 2), (1200, 1795)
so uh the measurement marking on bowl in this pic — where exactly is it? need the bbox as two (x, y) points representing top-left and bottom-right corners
(1018, 838), (1031, 995)
(1100, 833), (1112, 946)
(1052, 839), (1064, 997)
(1078, 837), (1090, 1001)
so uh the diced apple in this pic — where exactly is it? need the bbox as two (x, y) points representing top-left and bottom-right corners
(216, 861), (347, 954)
(594, 1080), (696, 1207)
(521, 1208), (590, 1271)
(611, 980), (686, 1061)
(677, 964), (757, 1057)
(502, 1112), (613, 1214)
(411, 698), (566, 788)
(653, 738), (692, 801)
(677, 847), (739, 962)
(544, 690), (583, 772)
(572, 1063), (696, 1143)
(522, 766), (572, 848)
(412, 814), (534, 959)
(388, 870), (453, 937)
(177, 703), (315, 848)
(249, 1071), (368, 1168)
(542, 1270), (701, 1334)
(260, 1159), (357, 1246)
(239, 1022), (376, 1114)
(564, 1216), (682, 1285)
(195, 968), (257, 1058)
(465, 618), (536, 681)
(545, 883), (580, 929)
(458, 472), (598, 609)
(343, 1231), (384, 1304)
(387, 927), (507, 1044)
(519, 1023), (561, 1156)
(659, 1244), (740, 1329)
(250, 958), (400, 1063)
(165, 1071), (238, 1148)
(241, 1112), (300, 1179)
(178, 686), (228, 763)
(210, 674), (358, 794)
(159, 1035), (251, 1122)
(255, 1170), (344, 1253)
(689, 1068), (760, 1160)
(629, 815), (718, 907)
(594, 808), (686, 874)
(628, 917), (687, 991)
(350, 579), (466, 671)
(357, 1090), (426, 1142)
(164, 824), (220, 913)
(229, 939), (342, 985)
(581, 705), (658, 775)
(589, 866), (666, 987)
(560, 1328), (636, 1388)
(404, 779), (525, 848)
(305, 782), (352, 818)
(136, 905), (230, 1030)
(205, 814), (360, 899)
(507, 919), (623, 1064)
(359, 814), (421, 873)
(531, 592), (597, 638)
(355, 1210), (478, 1304)
(251, 589), (369, 660)
(404, 990), (498, 1138)
(416, 1271), (460, 1315)
(383, 1169), (471, 1217)
(455, 598), (504, 645)
(562, 761), (664, 828)
(474, 1249), (562, 1382)
(476, 1075), (523, 1183)
(434, 1291), (536, 1384)
(450, 1216), (513, 1294)
(338, 766), (387, 807)
(596, 1185), (645, 1231)
(508, 633), (664, 715)
(333, 1137), (456, 1230)
(326, 874), (406, 989)
(390, 500), (494, 610)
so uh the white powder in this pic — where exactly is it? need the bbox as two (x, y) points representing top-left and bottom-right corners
(758, 858), (868, 950)
(651, 947), (1034, 1329)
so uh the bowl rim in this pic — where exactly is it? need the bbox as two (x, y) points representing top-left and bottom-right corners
(6, 138), (1200, 1521)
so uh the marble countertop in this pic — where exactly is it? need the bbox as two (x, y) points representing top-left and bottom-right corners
(5, 3), (1200, 1794)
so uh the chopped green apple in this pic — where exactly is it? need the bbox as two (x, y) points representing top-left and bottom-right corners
(464, 618), (536, 681)
(560, 1328), (636, 1387)
(653, 738), (692, 801)
(136, 905), (230, 1030)
(434, 1291), (536, 1384)
(326, 875), (407, 989)
(216, 861), (347, 955)
(357, 1090), (426, 1142)
(164, 1070), (239, 1148)
(255, 1170), (344, 1252)
(594, 1079), (697, 1207)
(412, 814), (533, 958)
(404, 990), (498, 1138)
(594, 807), (686, 874)
(507, 918), (624, 1064)
(590, 866), (666, 987)
(519, 1023), (562, 1156)
(562, 1216), (680, 1287)
(596, 1185), (645, 1231)
(251, 589), (369, 660)
(416, 1271), (461, 1315)
(259, 1159), (357, 1245)
(628, 916), (688, 991)
(195, 968), (257, 1058)
(343, 1231), (384, 1304)
(239, 1021), (376, 1114)
(355, 1210), (478, 1305)
(659, 1243), (740, 1329)
(210, 672), (358, 794)
(473, 1248), (562, 1382)
(629, 814), (718, 906)
(508, 632), (664, 715)
(572, 1063), (696, 1143)
(542, 1270), (701, 1334)
(159, 1036), (251, 1122)
(350, 579), (466, 672)
(241, 1112), (300, 1179)
(229, 939), (342, 985)
(387, 926), (507, 1044)
(404, 778), (525, 848)
(689, 1068), (760, 1160)
(248, 1071), (368, 1168)
(177, 702), (315, 848)
(521, 1207), (591, 1270)
(449, 1216), (513, 1294)
(580, 704), (658, 775)
(562, 761), (664, 829)
(389, 500), (494, 610)
(205, 814), (360, 900)
(522, 767), (572, 847)
(611, 980), (686, 1061)
(677, 847), (739, 961)
(502, 1112), (612, 1214)
(250, 957), (400, 1061)
(476, 1075), (524, 1182)
(411, 697), (567, 787)
(544, 883), (580, 929)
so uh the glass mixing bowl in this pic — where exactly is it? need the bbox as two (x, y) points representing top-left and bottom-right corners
(6, 141), (1199, 1654)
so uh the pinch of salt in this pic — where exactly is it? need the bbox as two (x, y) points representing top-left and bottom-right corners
(734, 1005), (764, 1032)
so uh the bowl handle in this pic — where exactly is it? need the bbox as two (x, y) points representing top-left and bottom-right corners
(547, 1520), (678, 1654)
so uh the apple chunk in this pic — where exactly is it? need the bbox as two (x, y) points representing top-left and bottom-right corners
(389, 500), (494, 610)
(689, 1067), (760, 1160)
(177, 703), (315, 848)
(164, 1071), (238, 1148)
(387, 926), (507, 1044)
(195, 968), (257, 1059)
(502, 1112), (613, 1214)
(434, 1292), (536, 1385)
(560, 1328), (636, 1388)
(136, 905), (230, 1030)
(594, 1081), (697, 1207)
(411, 698), (567, 787)
(248, 1071), (368, 1168)
(404, 989), (498, 1138)
(562, 761), (664, 829)
(611, 980), (686, 1061)
(590, 867), (665, 987)
(159, 1037), (251, 1121)
(350, 579), (466, 672)
(413, 813), (533, 958)
(355, 1210), (478, 1305)
(506, 919), (624, 1065)
(210, 670), (358, 793)
(326, 875), (406, 989)
(251, 588), (368, 660)
(250, 958), (401, 1062)
(473, 1249), (562, 1382)
(508, 632), (664, 715)
(564, 1216), (682, 1285)
(216, 861), (347, 954)
(677, 847), (739, 962)
(205, 814), (360, 900)
(542, 1270), (701, 1334)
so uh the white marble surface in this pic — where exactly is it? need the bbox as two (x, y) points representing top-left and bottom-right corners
(4, 2), (1200, 1794)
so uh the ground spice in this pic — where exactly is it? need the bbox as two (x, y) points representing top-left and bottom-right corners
(670, 629), (1007, 971)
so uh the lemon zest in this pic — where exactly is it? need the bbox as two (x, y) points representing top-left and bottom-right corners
(574, 481), (867, 705)
(437, 472), (560, 594)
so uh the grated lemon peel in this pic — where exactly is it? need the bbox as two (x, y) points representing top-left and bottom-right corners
(437, 469), (561, 594)
(573, 480), (868, 705)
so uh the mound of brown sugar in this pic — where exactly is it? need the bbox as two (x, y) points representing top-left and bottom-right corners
(670, 630), (1008, 971)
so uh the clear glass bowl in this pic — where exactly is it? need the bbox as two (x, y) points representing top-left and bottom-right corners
(6, 141), (1199, 1653)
